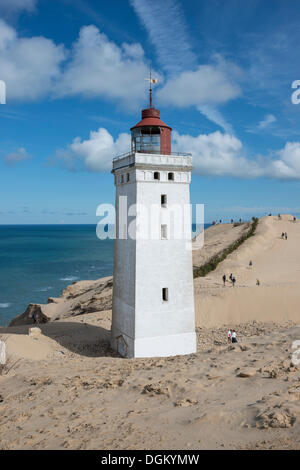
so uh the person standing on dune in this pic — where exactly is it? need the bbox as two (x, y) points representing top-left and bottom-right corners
(285, 232), (288, 240)
(232, 330), (237, 343)
(223, 274), (226, 286)
(227, 329), (232, 343)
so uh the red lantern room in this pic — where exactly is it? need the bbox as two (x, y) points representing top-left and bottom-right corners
(130, 73), (172, 155)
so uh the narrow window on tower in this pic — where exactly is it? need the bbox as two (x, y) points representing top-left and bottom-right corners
(168, 172), (174, 181)
(127, 173), (130, 182)
(161, 224), (168, 240)
(162, 288), (169, 302)
(161, 194), (167, 208)
(154, 171), (160, 180)
(121, 175), (124, 184)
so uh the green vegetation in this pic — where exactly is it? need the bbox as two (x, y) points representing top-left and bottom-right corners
(193, 217), (259, 279)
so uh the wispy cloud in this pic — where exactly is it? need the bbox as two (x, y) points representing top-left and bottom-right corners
(247, 113), (277, 134)
(0, 0), (37, 15)
(130, 0), (241, 132)
(130, 0), (197, 75)
(3, 147), (31, 166)
(258, 114), (276, 129)
(197, 106), (233, 135)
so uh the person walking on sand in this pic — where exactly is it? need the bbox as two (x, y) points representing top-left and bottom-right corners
(256, 279), (260, 286)
(229, 273), (233, 282)
(227, 329), (232, 343)
(223, 274), (226, 286)
(285, 232), (288, 240)
(231, 330), (237, 343)
(249, 260), (253, 267)
(232, 276), (236, 287)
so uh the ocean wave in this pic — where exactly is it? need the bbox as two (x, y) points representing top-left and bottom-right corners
(35, 286), (53, 292)
(60, 276), (79, 282)
(0, 303), (11, 308)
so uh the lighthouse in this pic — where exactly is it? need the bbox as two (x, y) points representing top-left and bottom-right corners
(111, 80), (196, 358)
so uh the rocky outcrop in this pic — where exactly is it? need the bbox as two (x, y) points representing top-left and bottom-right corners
(9, 276), (113, 327)
(9, 304), (50, 327)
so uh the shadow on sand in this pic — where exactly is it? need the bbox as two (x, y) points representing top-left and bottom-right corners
(1, 321), (120, 358)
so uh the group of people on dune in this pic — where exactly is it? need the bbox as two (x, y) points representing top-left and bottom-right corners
(227, 329), (237, 343)
(222, 273), (236, 287)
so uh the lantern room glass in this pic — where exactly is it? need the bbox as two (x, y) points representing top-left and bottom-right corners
(132, 127), (161, 154)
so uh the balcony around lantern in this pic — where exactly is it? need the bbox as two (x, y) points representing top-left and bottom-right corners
(112, 150), (193, 173)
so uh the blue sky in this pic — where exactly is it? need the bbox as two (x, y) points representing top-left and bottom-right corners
(1, 0), (300, 224)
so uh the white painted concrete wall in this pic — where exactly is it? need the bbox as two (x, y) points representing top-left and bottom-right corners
(111, 153), (196, 358)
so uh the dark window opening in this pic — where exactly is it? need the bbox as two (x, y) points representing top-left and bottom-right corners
(161, 224), (167, 239)
(162, 288), (169, 302)
(168, 172), (174, 181)
(154, 172), (160, 180)
(161, 194), (167, 207)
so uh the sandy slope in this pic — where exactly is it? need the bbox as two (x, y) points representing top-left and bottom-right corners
(1, 214), (300, 450)
(194, 215), (300, 327)
(1, 317), (300, 450)
(192, 221), (249, 268)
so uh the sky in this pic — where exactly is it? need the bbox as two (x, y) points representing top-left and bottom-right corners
(1, 0), (300, 224)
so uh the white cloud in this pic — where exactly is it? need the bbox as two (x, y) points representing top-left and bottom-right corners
(54, 127), (131, 172)
(53, 126), (300, 181)
(130, 0), (196, 75)
(258, 114), (276, 129)
(55, 25), (152, 109)
(0, 17), (240, 130)
(0, 21), (152, 107)
(156, 57), (241, 132)
(0, 19), (65, 101)
(269, 142), (300, 179)
(4, 147), (31, 166)
(173, 131), (261, 177)
(157, 59), (241, 109)
(174, 131), (300, 180)
(130, 0), (240, 131)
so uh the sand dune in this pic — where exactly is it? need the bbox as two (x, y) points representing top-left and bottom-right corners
(194, 215), (300, 327)
(1, 317), (300, 450)
(1, 214), (300, 450)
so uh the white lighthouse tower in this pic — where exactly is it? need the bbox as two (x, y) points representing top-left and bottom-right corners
(111, 82), (196, 358)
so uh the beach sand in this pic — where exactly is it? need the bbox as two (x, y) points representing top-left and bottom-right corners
(1, 215), (300, 450)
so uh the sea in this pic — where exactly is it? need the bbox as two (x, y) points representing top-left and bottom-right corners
(0, 224), (207, 326)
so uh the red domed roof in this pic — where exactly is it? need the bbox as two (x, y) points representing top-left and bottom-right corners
(131, 108), (172, 131)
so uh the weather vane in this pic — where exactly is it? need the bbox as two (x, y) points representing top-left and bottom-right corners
(145, 66), (158, 108)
